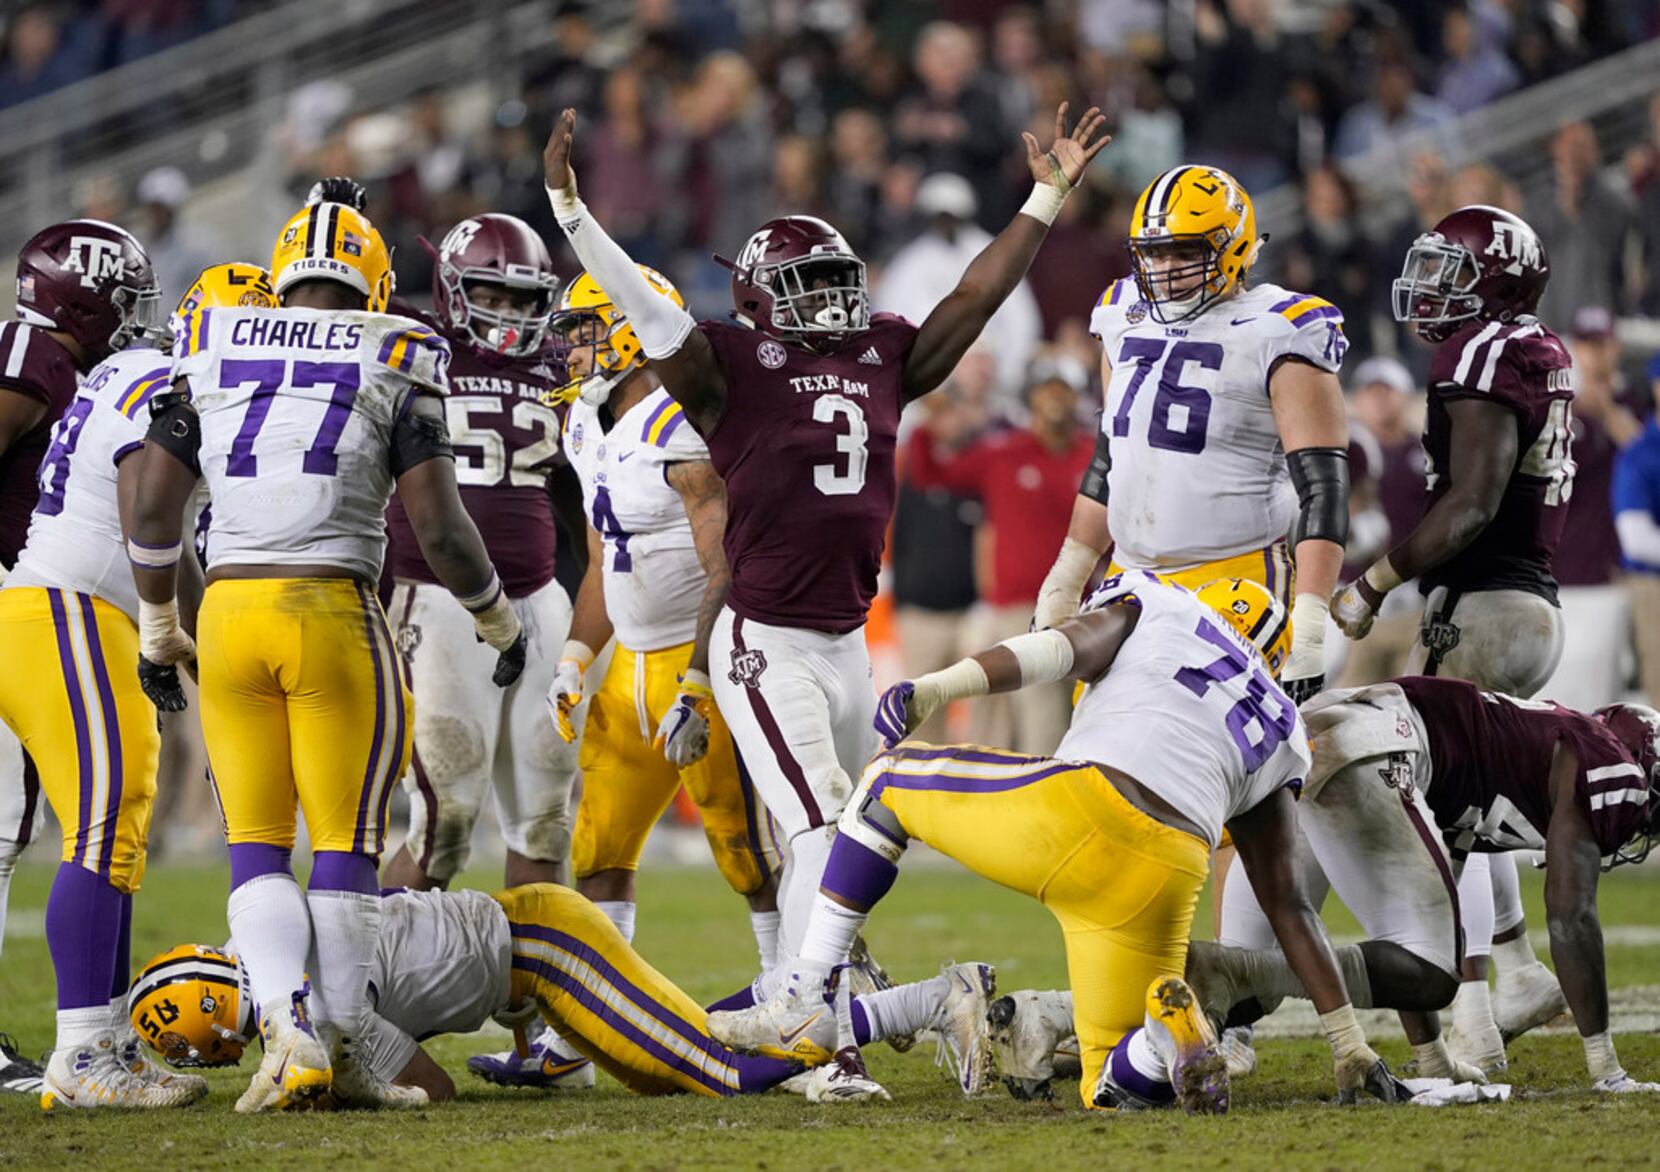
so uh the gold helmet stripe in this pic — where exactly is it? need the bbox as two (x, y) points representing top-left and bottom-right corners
(1247, 595), (1290, 657)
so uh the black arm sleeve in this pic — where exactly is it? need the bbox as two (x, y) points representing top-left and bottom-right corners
(1078, 428), (1111, 505)
(389, 404), (455, 477)
(146, 391), (202, 476)
(1286, 446), (1349, 546)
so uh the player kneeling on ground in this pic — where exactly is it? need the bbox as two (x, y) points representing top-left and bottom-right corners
(711, 573), (1406, 1111)
(129, 884), (990, 1105)
(1192, 680), (1660, 1095)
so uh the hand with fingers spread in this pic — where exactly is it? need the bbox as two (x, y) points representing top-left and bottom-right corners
(1023, 102), (1112, 193)
(544, 107), (579, 197)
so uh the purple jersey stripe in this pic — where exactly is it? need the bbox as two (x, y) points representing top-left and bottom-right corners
(640, 396), (675, 442)
(886, 744), (1054, 769)
(733, 746), (773, 886)
(872, 761), (1076, 798)
(1269, 294), (1302, 314)
(373, 598), (407, 842)
(352, 587), (390, 854)
(376, 332), (399, 366)
(732, 618), (824, 828)
(77, 594), (125, 878)
(655, 411), (685, 447)
(47, 590), (96, 866)
(197, 308), (211, 350)
(1289, 305), (1343, 328)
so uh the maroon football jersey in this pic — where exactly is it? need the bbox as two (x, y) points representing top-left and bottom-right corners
(1421, 318), (1575, 602)
(384, 304), (565, 597)
(1397, 676), (1648, 859)
(698, 315), (919, 633)
(0, 322), (81, 566)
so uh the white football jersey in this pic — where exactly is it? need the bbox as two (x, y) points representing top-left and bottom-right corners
(170, 306), (450, 581)
(564, 388), (708, 651)
(1090, 280), (1348, 569)
(1055, 571), (1310, 848)
(358, 888), (512, 1081)
(7, 346), (170, 620)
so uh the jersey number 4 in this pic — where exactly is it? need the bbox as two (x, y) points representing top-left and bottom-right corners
(1112, 338), (1222, 454)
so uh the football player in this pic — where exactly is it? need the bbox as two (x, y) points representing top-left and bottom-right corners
(711, 574), (1403, 1112)
(540, 103), (1110, 972)
(1331, 205), (1573, 1071)
(129, 883), (992, 1104)
(0, 220), (162, 1099)
(470, 267), (785, 1089)
(126, 202), (526, 1112)
(1191, 681), (1660, 1096)
(378, 214), (580, 894)
(1031, 165), (1351, 704)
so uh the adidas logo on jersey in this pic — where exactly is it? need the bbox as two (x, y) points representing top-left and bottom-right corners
(858, 347), (881, 365)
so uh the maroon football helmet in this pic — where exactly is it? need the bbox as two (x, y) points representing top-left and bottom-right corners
(422, 214), (559, 357)
(1392, 205), (1550, 342)
(1594, 702), (1660, 868)
(716, 215), (868, 346)
(14, 219), (161, 365)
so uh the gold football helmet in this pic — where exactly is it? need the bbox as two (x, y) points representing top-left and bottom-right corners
(271, 202), (392, 312)
(128, 944), (253, 1067)
(1195, 577), (1291, 678)
(168, 262), (276, 352)
(1127, 165), (1261, 323)
(548, 264), (683, 406)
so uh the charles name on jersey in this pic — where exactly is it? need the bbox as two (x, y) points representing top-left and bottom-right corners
(227, 315), (363, 352)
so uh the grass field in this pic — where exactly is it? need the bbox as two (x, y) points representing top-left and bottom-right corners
(4, 856), (1660, 1170)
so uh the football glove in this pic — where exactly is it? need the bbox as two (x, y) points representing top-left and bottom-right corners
(1281, 594), (1328, 705)
(306, 176), (368, 212)
(1331, 558), (1402, 641)
(137, 656), (189, 713)
(492, 632), (528, 688)
(546, 646), (590, 743)
(654, 669), (714, 767)
(1031, 537), (1097, 631)
(874, 681), (921, 749)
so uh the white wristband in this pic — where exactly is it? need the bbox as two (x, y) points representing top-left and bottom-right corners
(1318, 1004), (1367, 1058)
(996, 628), (1077, 687)
(560, 638), (597, 671)
(138, 597), (182, 656)
(546, 182), (582, 226)
(912, 657), (991, 709)
(471, 590), (521, 653)
(456, 570), (503, 614)
(1583, 1030), (1624, 1083)
(1018, 181), (1069, 227)
(1289, 593), (1329, 659)
(1363, 557), (1403, 596)
(127, 537), (182, 570)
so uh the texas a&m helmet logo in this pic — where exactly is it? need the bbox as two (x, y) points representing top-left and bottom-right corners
(441, 218), (483, 261)
(728, 647), (769, 688)
(62, 235), (128, 287)
(1483, 218), (1543, 276)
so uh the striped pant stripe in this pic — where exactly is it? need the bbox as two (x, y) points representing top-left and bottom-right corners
(76, 594), (125, 877)
(352, 584), (402, 854)
(867, 744), (1077, 799)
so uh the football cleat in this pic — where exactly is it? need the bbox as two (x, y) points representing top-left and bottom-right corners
(986, 989), (1079, 1101)
(1219, 1026), (1257, 1079)
(1143, 976), (1229, 1115)
(326, 1031), (427, 1110)
(234, 992), (332, 1114)
(466, 1027), (595, 1090)
(707, 968), (836, 1065)
(846, 935), (915, 1052)
(1494, 960), (1570, 1043)
(0, 1032), (46, 1096)
(40, 1033), (190, 1110)
(117, 1033), (208, 1105)
(803, 1046), (890, 1104)
(1444, 1020), (1508, 1077)
(930, 962), (996, 1096)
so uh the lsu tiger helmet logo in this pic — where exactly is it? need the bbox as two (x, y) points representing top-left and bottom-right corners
(547, 264), (683, 407)
(1127, 165), (1262, 324)
(128, 944), (253, 1067)
(1195, 577), (1291, 678)
(270, 202), (392, 312)
(168, 262), (276, 353)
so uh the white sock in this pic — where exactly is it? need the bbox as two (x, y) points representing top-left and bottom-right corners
(1456, 854), (1495, 962)
(1127, 1023), (1169, 1081)
(1491, 932), (1540, 974)
(1488, 852), (1526, 938)
(798, 893), (867, 969)
(109, 995), (130, 1036)
(750, 909), (781, 974)
(858, 975), (947, 1041)
(1451, 979), (1499, 1042)
(305, 890), (381, 1039)
(228, 873), (313, 1010)
(56, 1003), (118, 1051)
(0, 835), (19, 964)
(594, 900), (636, 945)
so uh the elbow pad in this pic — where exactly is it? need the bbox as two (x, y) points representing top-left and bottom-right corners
(146, 391), (202, 476)
(1287, 447), (1349, 547)
(1079, 429), (1111, 505)
(390, 406), (454, 476)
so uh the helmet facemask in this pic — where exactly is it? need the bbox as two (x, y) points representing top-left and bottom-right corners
(550, 307), (635, 406)
(758, 255), (868, 342)
(455, 276), (555, 358)
(1127, 234), (1227, 324)
(1392, 234), (1484, 341)
(106, 279), (166, 353)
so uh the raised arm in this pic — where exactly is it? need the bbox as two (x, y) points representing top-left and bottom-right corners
(900, 104), (1110, 401)
(543, 109), (727, 433)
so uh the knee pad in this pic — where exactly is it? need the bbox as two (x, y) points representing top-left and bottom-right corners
(835, 778), (909, 865)
(504, 807), (574, 866)
(414, 714), (490, 785)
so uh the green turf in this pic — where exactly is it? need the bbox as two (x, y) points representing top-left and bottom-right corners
(3, 859), (1660, 1170)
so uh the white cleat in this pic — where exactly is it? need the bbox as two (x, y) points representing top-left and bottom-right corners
(40, 1033), (190, 1110)
(117, 1032), (208, 1105)
(1219, 1027), (1257, 1079)
(708, 969), (835, 1065)
(1494, 960), (1570, 1042)
(985, 989), (1078, 1101)
(1143, 976), (1229, 1115)
(804, 1046), (890, 1103)
(235, 995), (332, 1114)
(325, 1030), (427, 1110)
(930, 962), (996, 1096)
(1444, 1020), (1508, 1077)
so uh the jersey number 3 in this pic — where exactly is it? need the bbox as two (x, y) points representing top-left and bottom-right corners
(812, 393), (869, 496)
(1111, 338), (1222, 455)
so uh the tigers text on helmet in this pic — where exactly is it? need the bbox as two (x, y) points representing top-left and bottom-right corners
(1127, 166), (1262, 325)
(1195, 577), (1291, 678)
(1391, 205), (1549, 343)
(14, 219), (163, 363)
(168, 262), (276, 352)
(424, 214), (559, 357)
(1595, 702), (1660, 869)
(716, 216), (868, 345)
(547, 264), (684, 406)
(270, 201), (393, 312)
(128, 944), (254, 1068)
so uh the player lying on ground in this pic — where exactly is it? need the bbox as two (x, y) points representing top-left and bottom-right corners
(1190, 680), (1660, 1094)
(711, 573), (1406, 1112)
(128, 883), (991, 1104)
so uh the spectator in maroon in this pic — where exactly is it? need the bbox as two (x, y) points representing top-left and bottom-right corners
(1542, 306), (1642, 710)
(1335, 356), (1428, 686)
(903, 358), (1095, 752)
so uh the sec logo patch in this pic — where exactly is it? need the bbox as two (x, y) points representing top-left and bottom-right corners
(757, 340), (787, 369)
